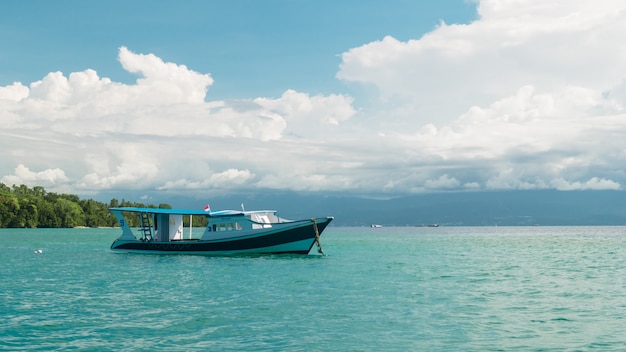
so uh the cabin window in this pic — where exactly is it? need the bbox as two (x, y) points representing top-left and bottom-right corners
(209, 221), (242, 231)
(251, 213), (273, 224)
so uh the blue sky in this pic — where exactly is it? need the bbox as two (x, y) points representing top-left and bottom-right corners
(1, 0), (626, 202)
(1, 0), (475, 99)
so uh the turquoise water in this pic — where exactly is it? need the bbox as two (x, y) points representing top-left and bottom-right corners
(1, 226), (625, 351)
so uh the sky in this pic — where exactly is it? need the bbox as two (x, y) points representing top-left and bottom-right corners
(1, 0), (626, 204)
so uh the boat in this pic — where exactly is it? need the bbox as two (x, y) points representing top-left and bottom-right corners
(109, 206), (333, 255)
(370, 224), (383, 228)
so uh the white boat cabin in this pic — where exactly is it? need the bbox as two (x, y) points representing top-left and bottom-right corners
(111, 207), (284, 242)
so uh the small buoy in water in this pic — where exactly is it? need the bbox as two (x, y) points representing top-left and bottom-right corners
(34, 249), (43, 254)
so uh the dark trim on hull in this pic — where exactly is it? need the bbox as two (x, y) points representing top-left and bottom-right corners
(111, 218), (331, 254)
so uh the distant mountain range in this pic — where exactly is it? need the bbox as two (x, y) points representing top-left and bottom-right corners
(96, 190), (626, 226)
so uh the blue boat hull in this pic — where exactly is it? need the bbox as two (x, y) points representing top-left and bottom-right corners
(110, 217), (332, 255)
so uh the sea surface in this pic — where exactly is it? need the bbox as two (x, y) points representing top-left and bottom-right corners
(1, 226), (625, 351)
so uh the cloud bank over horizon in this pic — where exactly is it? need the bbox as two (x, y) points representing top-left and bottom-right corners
(1, 0), (625, 199)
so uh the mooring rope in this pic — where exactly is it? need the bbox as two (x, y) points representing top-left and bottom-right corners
(311, 218), (325, 255)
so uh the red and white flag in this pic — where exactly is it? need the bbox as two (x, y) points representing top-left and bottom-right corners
(203, 204), (211, 212)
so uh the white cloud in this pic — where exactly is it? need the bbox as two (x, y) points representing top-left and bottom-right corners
(485, 168), (549, 190)
(550, 177), (621, 191)
(1, 164), (69, 187)
(0, 44), (358, 194)
(2, 1), (626, 197)
(117, 46), (214, 104)
(0, 82), (29, 101)
(337, 0), (626, 124)
(425, 174), (461, 189)
(254, 90), (357, 135)
(158, 169), (254, 191)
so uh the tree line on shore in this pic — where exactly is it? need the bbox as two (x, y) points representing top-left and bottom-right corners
(0, 183), (196, 228)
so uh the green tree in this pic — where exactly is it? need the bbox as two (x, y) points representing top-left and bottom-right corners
(80, 199), (116, 227)
(0, 182), (169, 228)
(37, 200), (59, 228)
(0, 193), (19, 228)
(0, 183), (10, 193)
(11, 197), (39, 228)
(54, 198), (85, 228)
(11, 184), (31, 197)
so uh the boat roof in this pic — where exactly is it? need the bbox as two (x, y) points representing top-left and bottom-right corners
(109, 207), (275, 217)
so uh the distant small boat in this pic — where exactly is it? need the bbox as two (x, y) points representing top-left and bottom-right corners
(109, 206), (333, 255)
(34, 249), (43, 254)
(427, 224), (439, 227)
(371, 224), (383, 228)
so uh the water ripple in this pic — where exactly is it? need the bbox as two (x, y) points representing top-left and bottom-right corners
(1, 227), (625, 351)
